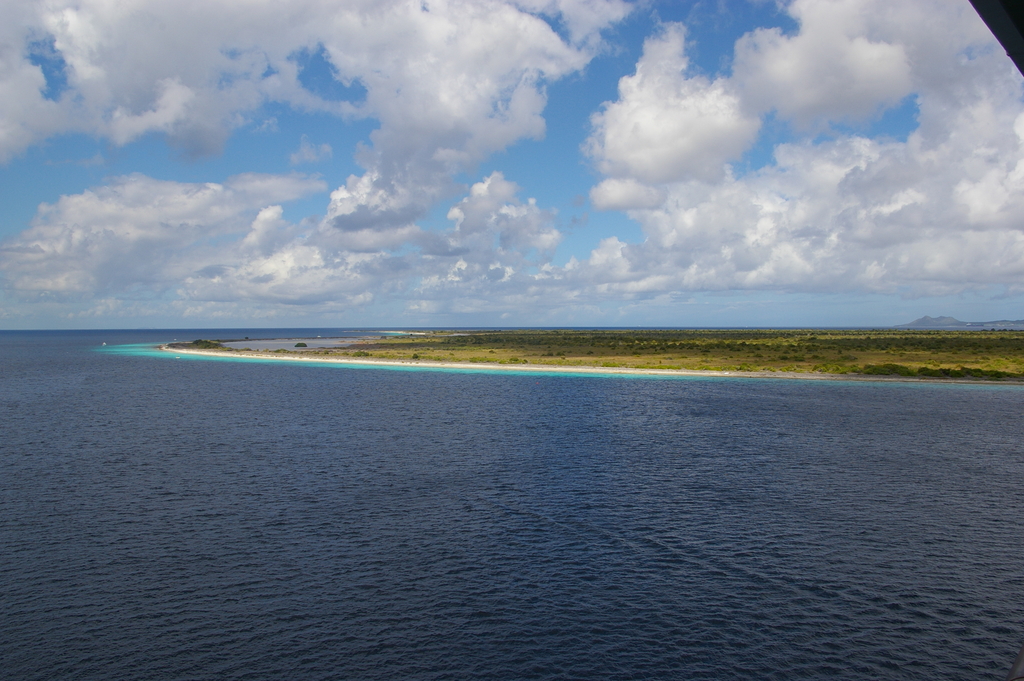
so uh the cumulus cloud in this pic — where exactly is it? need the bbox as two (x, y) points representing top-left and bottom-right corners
(2, 0), (630, 221)
(4, 0), (1023, 323)
(0, 169), (569, 317)
(580, 0), (1024, 299)
(0, 173), (325, 297)
(1, 0), (634, 320)
(442, 171), (562, 257)
(193, 171), (565, 312)
(514, 0), (632, 46)
(590, 178), (667, 211)
(316, 0), (631, 238)
(0, 0), (632, 278)
(586, 24), (760, 187)
(732, 0), (915, 127)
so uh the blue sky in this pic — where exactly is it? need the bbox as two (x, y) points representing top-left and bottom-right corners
(1, 0), (1022, 329)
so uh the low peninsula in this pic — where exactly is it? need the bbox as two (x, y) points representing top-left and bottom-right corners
(163, 329), (1024, 382)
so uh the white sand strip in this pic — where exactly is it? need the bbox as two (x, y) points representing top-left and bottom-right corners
(158, 345), (1018, 384)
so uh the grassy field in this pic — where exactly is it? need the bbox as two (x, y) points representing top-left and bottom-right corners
(181, 329), (1024, 379)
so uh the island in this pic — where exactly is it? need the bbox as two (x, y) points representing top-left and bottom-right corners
(162, 328), (1024, 381)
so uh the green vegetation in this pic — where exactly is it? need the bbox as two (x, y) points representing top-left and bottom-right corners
(190, 339), (224, 349)
(364, 328), (1024, 379)
(294, 342), (307, 347)
(175, 329), (1024, 380)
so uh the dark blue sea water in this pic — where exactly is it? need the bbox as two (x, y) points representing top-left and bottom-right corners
(3, 329), (1024, 680)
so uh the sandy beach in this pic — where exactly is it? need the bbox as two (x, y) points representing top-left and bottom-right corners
(159, 344), (1014, 384)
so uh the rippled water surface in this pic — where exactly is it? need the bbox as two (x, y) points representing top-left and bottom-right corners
(4, 329), (1024, 680)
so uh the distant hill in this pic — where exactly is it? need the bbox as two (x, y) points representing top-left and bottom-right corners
(897, 316), (1024, 329)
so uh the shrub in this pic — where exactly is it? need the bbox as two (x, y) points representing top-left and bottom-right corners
(960, 367), (1009, 379)
(860, 363), (915, 376)
(812, 363), (854, 374)
(294, 342), (307, 348)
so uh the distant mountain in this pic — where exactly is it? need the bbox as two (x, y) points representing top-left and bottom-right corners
(900, 316), (966, 328)
(897, 316), (1024, 329)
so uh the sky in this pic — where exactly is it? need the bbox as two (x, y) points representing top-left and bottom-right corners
(1, 0), (1022, 329)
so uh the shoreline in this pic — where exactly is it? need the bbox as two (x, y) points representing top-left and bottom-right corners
(158, 345), (1022, 385)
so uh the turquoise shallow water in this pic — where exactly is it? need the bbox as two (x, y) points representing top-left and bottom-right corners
(4, 329), (1024, 680)
(117, 337), (1024, 389)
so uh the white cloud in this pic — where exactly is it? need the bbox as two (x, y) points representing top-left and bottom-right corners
(196, 170), (566, 313)
(2, 0), (635, 319)
(439, 171), (562, 260)
(513, 0), (632, 46)
(732, 0), (915, 127)
(576, 103), (1024, 296)
(586, 24), (760, 186)
(5, 0), (1024, 324)
(0, 169), (568, 317)
(578, 0), (1024, 299)
(0, 173), (325, 296)
(316, 0), (628, 237)
(107, 78), (196, 146)
(590, 178), (666, 211)
(290, 136), (332, 165)
(2, 0), (630, 223)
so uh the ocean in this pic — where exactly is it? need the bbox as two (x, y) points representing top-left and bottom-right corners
(3, 329), (1023, 680)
